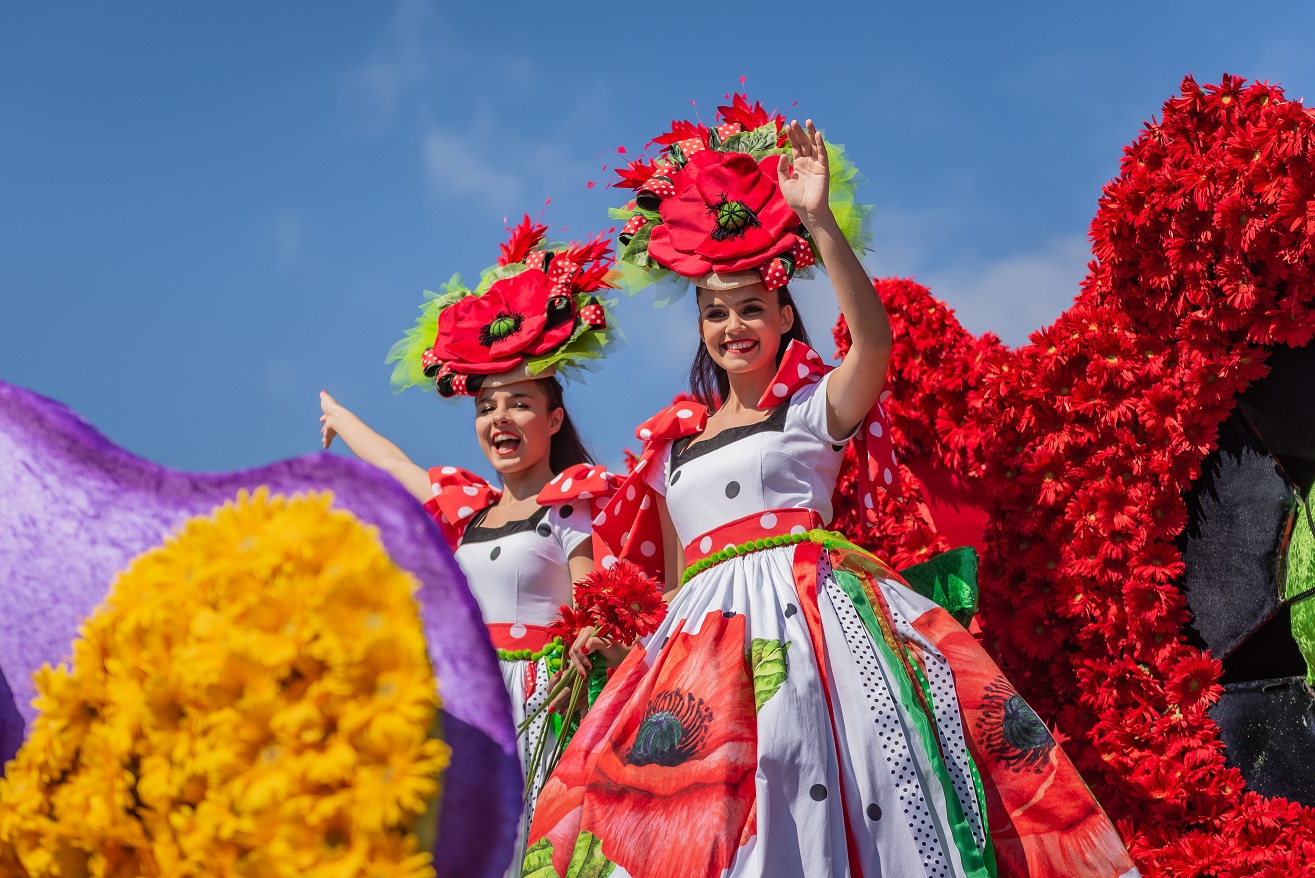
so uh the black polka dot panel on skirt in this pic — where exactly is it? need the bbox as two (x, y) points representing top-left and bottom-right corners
(490, 546), (501, 560)
(725, 480), (740, 499)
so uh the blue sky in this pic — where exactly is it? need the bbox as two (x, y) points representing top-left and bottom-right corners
(4, 2), (1314, 480)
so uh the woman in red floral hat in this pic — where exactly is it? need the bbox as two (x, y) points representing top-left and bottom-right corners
(319, 217), (621, 878)
(523, 99), (1138, 878)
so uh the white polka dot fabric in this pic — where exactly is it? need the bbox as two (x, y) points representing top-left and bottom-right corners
(645, 372), (856, 547)
(453, 503), (591, 627)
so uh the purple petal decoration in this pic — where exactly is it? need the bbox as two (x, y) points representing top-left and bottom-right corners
(0, 381), (520, 878)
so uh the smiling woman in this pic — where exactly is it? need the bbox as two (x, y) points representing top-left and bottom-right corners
(688, 284), (812, 410)
(319, 216), (623, 878)
(526, 95), (1138, 878)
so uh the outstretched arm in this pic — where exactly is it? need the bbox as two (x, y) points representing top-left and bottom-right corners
(319, 391), (431, 503)
(777, 119), (892, 439)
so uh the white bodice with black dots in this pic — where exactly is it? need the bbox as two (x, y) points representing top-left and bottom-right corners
(645, 372), (853, 547)
(452, 503), (591, 628)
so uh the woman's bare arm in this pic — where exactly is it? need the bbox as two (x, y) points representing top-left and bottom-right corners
(319, 391), (431, 503)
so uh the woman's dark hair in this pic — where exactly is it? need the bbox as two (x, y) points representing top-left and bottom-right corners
(688, 285), (812, 409)
(539, 375), (595, 472)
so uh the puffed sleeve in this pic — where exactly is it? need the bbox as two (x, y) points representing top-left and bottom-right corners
(547, 502), (592, 556)
(787, 371), (860, 446)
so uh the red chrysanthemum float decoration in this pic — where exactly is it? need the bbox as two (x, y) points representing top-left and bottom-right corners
(832, 75), (1315, 874)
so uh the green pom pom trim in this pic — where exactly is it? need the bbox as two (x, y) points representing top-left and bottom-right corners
(495, 637), (565, 664)
(679, 529), (826, 586)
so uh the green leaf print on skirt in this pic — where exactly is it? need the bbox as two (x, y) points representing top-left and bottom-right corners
(522, 832), (616, 878)
(751, 637), (791, 712)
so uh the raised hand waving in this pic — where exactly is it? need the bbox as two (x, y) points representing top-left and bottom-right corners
(777, 119), (830, 221)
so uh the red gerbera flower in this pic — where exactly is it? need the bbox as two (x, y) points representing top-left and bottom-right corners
(1009, 602), (1062, 661)
(1165, 650), (1223, 712)
(573, 560), (667, 645)
(547, 603), (593, 648)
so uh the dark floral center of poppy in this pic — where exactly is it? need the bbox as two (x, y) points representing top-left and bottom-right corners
(626, 689), (712, 767)
(479, 312), (523, 347)
(975, 679), (1056, 774)
(1002, 694), (1052, 752)
(707, 196), (761, 242)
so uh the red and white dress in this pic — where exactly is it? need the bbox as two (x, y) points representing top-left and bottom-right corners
(523, 345), (1138, 878)
(427, 464), (612, 878)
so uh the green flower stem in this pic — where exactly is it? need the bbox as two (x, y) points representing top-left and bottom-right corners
(544, 673), (585, 779)
(517, 675), (571, 737)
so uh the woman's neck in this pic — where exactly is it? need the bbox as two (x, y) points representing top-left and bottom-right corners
(497, 458), (556, 505)
(720, 363), (776, 415)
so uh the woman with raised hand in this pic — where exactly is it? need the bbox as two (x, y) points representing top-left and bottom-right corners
(320, 217), (619, 878)
(526, 99), (1137, 878)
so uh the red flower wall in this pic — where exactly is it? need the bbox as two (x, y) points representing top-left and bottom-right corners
(832, 75), (1315, 874)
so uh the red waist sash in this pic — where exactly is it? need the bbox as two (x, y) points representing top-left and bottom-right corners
(682, 507), (824, 566)
(486, 622), (553, 653)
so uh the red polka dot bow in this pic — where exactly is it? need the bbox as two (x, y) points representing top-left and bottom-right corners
(536, 463), (615, 505)
(593, 402), (709, 582)
(523, 250), (609, 331)
(758, 340), (901, 522)
(424, 467), (501, 550)
(522, 253), (583, 302)
(538, 463), (621, 565)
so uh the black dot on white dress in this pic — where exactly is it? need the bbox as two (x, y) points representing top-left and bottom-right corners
(867, 803), (882, 821)
(536, 522), (552, 537)
(560, 504), (574, 518)
(785, 603), (798, 618)
(810, 784), (828, 801)
(490, 546), (501, 560)
(725, 480), (740, 499)
(670, 469), (682, 485)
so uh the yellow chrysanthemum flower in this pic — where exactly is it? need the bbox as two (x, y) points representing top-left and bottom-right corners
(0, 490), (449, 877)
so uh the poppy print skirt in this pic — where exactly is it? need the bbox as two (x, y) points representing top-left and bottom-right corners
(524, 515), (1138, 878)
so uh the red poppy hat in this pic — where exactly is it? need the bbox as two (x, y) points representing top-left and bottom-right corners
(387, 216), (619, 397)
(609, 94), (871, 298)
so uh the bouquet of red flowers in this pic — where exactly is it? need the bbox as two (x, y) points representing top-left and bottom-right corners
(549, 560), (668, 648)
(520, 562), (667, 788)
